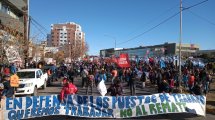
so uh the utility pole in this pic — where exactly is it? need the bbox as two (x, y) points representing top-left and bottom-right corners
(24, 12), (28, 68)
(179, 0), (183, 87)
(23, 6), (29, 68)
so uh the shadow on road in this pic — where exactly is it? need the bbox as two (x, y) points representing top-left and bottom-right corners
(26, 113), (205, 120)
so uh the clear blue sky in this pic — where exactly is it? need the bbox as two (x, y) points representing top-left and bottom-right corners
(30, 0), (215, 55)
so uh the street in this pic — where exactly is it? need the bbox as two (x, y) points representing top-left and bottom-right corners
(29, 77), (215, 120)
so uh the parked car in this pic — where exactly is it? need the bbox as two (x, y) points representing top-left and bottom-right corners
(15, 69), (48, 96)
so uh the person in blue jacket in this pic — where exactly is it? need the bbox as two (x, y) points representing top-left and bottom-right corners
(10, 63), (17, 75)
(97, 69), (107, 85)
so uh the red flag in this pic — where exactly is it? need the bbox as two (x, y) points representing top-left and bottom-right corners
(116, 54), (130, 68)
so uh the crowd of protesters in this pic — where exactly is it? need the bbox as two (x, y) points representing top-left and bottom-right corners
(0, 63), (18, 100)
(54, 57), (214, 97)
(0, 56), (214, 101)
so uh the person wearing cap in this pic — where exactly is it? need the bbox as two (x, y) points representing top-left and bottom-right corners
(2, 75), (14, 98)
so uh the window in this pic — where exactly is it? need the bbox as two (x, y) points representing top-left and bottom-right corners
(17, 72), (35, 78)
(36, 71), (41, 78)
(64, 40), (67, 42)
(1, 4), (8, 13)
(38, 70), (43, 75)
(64, 36), (67, 38)
(79, 33), (81, 35)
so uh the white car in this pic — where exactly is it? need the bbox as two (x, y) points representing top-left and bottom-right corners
(15, 69), (48, 96)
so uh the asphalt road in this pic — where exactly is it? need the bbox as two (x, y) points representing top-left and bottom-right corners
(28, 77), (215, 120)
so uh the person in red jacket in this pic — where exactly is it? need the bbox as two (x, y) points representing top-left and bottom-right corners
(4, 66), (10, 75)
(60, 79), (78, 103)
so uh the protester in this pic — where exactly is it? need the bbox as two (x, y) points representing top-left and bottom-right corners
(81, 67), (89, 88)
(3, 65), (10, 76)
(97, 69), (107, 85)
(86, 71), (95, 95)
(9, 63), (17, 75)
(111, 68), (118, 84)
(169, 75), (175, 93)
(191, 83), (203, 95)
(60, 78), (78, 103)
(182, 72), (189, 89)
(140, 71), (146, 88)
(203, 73), (211, 95)
(156, 69), (162, 88)
(1, 75), (14, 98)
(158, 79), (169, 93)
(67, 68), (75, 83)
(188, 73), (195, 93)
(128, 68), (137, 95)
(107, 78), (123, 96)
(0, 83), (5, 100)
(61, 76), (69, 86)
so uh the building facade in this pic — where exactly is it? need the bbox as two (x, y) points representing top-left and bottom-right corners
(0, 0), (28, 64)
(46, 34), (51, 47)
(100, 43), (200, 59)
(49, 22), (85, 47)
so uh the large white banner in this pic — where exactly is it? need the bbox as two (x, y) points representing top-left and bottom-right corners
(4, 45), (22, 63)
(1, 93), (206, 119)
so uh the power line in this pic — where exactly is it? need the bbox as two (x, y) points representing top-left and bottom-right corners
(117, 0), (209, 46)
(183, 0), (209, 10)
(117, 12), (180, 45)
(125, 3), (180, 37)
(30, 16), (49, 33)
(188, 10), (215, 26)
(31, 21), (47, 38)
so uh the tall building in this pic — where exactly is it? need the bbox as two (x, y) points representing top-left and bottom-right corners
(0, 0), (28, 33)
(49, 22), (85, 47)
(46, 34), (51, 47)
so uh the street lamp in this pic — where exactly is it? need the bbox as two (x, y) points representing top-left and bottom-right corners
(104, 34), (116, 49)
